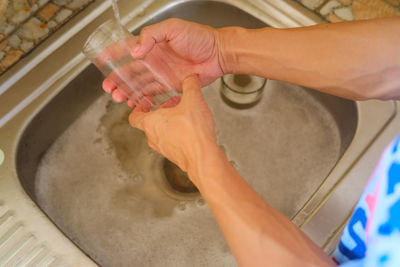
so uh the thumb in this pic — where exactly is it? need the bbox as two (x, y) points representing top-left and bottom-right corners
(181, 74), (203, 103)
(128, 105), (147, 130)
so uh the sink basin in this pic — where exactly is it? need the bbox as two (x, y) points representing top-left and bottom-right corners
(0, 0), (397, 266)
(16, 1), (358, 266)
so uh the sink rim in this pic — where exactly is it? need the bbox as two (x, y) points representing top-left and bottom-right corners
(0, 0), (398, 265)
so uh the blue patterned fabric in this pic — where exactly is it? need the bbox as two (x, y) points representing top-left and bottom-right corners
(334, 135), (400, 266)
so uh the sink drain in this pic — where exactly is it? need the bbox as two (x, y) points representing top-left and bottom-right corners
(157, 158), (200, 200)
(163, 159), (198, 193)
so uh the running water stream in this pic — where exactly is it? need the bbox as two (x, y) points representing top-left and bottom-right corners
(111, 0), (124, 34)
(108, 0), (180, 108)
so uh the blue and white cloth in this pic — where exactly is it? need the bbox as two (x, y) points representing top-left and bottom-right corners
(334, 135), (400, 266)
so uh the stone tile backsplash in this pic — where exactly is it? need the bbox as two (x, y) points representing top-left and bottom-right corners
(297, 0), (400, 22)
(0, 0), (93, 75)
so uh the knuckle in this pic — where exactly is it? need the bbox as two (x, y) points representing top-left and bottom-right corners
(166, 18), (184, 29)
(128, 112), (136, 125)
(166, 18), (180, 24)
(142, 120), (151, 133)
(147, 140), (154, 148)
(140, 26), (151, 36)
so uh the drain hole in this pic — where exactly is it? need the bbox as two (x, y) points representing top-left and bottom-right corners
(163, 159), (199, 194)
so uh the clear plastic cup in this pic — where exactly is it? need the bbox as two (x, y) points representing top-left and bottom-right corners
(83, 19), (181, 110)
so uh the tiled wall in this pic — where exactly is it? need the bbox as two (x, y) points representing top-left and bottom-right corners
(297, 0), (400, 22)
(0, 0), (94, 76)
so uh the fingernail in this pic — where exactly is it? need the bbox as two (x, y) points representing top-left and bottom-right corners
(132, 45), (141, 55)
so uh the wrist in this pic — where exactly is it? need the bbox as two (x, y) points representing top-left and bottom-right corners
(186, 140), (226, 188)
(217, 26), (282, 78)
(216, 26), (248, 74)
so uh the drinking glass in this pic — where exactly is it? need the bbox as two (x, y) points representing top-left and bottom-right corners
(221, 74), (266, 108)
(83, 19), (181, 110)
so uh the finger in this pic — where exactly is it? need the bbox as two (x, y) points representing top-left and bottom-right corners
(159, 96), (181, 109)
(142, 81), (166, 96)
(131, 18), (181, 58)
(127, 100), (136, 108)
(128, 105), (147, 130)
(147, 139), (158, 151)
(125, 36), (140, 50)
(113, 60), (148, 84)
(181, 74), (202, 102)
(102, 78), (117, 93)
(137, 96), (154, 112)
(112, 90), (128, 103)
(110, 61), (152, 94)
(138, 72), (160, 88)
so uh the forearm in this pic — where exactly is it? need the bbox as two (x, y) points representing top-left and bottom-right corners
(217, 17), (400, 100)
(187, 145), (335, 267)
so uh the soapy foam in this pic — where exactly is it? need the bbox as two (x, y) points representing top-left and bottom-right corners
(35, 79), (342, 266)
(204, 79), (341, 217)
(35, 95), (235, 267)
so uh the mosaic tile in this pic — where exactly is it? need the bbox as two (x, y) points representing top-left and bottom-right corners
(2, 49), (23, 68)
(339, 0), (353, 5)
(0, 24), (15, 36)
(54, 8), (73, 23)
(9, 8), (32, 24)
(326, 13), (343, 22)
(47, 20), (57, 29)
(38, 2), (60, 21)
(30, 3), (39, 12)
(12, 0), (30, 10)
(8, 34), (21, 48)
(0, 1), (7, 18)
(53, 0), (72, 6)
(297, 0), (400, 21)
(0, 0), (94, 75)
(320, 0), (342, 15)
(300, 0), (325, 9)
(67, 0), (91, 10)
(37, 0), (51, 7)
(385, 0), (400, 6)
(20, 40), (34, 52)
(18, 17), (49, 42)
(4, 0), (31, 26)
(0, 38), (8, 51)
(334, 6), (354, 20)
(353, 0), (400, 19)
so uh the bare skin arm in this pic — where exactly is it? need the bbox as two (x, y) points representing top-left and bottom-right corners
(102, 18), (400, 266)
(104, 18), (400, 103)
(218, 17), (400, 100)
(190, 144), (334, 267)
(130, 75), (335, 267)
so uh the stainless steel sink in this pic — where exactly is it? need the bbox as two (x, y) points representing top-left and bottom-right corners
(0, 0), (398, 266)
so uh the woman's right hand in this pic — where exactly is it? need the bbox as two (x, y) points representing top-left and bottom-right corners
(102, 18), (227, 107)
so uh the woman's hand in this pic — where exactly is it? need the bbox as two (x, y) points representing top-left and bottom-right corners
(129, 75), (218, 184)
(103, 18), (226, 107)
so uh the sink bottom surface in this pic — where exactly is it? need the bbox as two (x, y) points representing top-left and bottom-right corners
(35, 80), (341, 266)
(36, 94), (235, 267)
